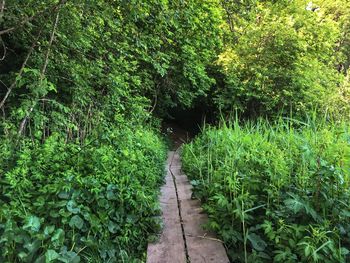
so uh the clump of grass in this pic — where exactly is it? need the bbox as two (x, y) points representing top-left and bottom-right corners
(182, 117), (350, 263)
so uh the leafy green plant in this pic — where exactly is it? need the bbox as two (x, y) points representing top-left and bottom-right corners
(182, 118), (350, 263)
(0, 127), (166, 262)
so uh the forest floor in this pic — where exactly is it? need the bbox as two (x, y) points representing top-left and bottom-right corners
(146, 124), (229, 263)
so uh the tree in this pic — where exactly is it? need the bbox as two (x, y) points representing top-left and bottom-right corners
(215, 0), (345, 118)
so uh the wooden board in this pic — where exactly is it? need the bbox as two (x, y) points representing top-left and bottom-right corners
(172, 152), (230, 263)
(147, 151), (230, 263)
(147, 152), (186, 263)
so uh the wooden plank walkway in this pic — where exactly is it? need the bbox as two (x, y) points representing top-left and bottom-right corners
(147, 151), (229, 263)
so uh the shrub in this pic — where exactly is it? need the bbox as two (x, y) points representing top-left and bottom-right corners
(0, 127), (166, 262)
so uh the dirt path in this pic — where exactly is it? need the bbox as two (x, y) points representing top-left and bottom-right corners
(146, 150), (229, 263)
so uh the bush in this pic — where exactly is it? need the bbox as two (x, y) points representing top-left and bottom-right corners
(0, 127), (166, 262)
(182, 119), (350, 263)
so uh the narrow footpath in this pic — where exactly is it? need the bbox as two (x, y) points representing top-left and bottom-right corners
(146, 150), (229, 263)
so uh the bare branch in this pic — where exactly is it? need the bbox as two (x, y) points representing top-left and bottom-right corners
(0, 79), (9, 89)
(0, 0), (4, 16)
(0, 1), (5, 60)
(0, 36), (6, 60)
(149, 84), (159, 114)
(40, 5), (61, 79)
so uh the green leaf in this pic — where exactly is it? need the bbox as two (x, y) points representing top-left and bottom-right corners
(106, 184), (118, 200)
(58, 191), (70, 199)
(341, 247), (350, 255)
(34, 255), (45, 263)
(69, 215), (84, 229)
(47, 81), (57, 93)
(340, 210), (350, 218)
(24, 240), (41, 254)
(18, 251), (28, 260)
(108, 220), (120, 234)
(58, 251), (80, 263)
(44, 225), (55, 236)
(23, 215), (41, 232)
(67, 200), (80, 214)
(284, 198), (304, 214)
(247, 233), (267, 252)
(45, 250), (59, 262)
(51, 228), (65, 245)
(284, 193), (319, 221)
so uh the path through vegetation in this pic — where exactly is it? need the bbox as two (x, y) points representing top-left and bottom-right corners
(147, 150), (229, 263)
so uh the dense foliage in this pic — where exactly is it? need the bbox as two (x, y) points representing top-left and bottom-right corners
(0, 0), (224, 261)
(0, 0), (223, 126)
(1, 0), (350, 262)
(182, 119), (350, 262)
(2, 0), (349, 123)
(216, 0), (350, 118)
(0, 126), (166, 262)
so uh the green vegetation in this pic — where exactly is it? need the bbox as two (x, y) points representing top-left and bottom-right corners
(0, 0), (223, 261)
(182, 119), (350, 262)
(216, 0), (350, 118)
(0, 126), (166, 262)
(1, 0), (350, 262)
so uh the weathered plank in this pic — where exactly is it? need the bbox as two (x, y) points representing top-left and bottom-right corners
(146, 152), (186, 263)
(172, 152), (230, 263)
(147, 151), (229, 263)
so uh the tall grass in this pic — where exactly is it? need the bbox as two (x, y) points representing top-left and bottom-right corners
(182, 117), (350, 263)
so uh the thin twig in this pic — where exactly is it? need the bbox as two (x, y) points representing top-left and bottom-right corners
(0, 0), (4, 14)
(40, 7), (61, 79)
(0, 36), (6, 60)
(149, 84), (159, 114)
(0, 79), (9, 90)
(185, 233), (225, 243)
(77, 246), (87, 255)
(0, 1), (6, 60)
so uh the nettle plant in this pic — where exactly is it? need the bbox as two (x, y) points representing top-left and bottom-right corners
(0, 128), (166, 263)
(182, 119), (350, 263)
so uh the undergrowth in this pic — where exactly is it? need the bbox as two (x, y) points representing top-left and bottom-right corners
(182, 118), (350, 263)
(0, 126), (166, 263)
